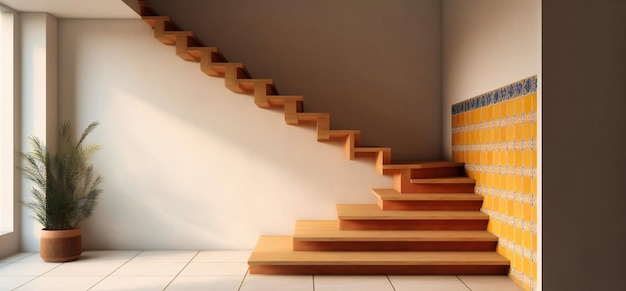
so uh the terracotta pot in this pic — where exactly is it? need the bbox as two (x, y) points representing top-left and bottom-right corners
(40, 228), (82, 262)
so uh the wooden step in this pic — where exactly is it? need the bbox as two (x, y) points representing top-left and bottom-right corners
(248, 236), (509, 275)
(382, 161), (465, 178)
(372, 188), (483, 211)
(293, 220), (498, 251)
(336, 204), (488, 230)
(394, 173), (475, 194)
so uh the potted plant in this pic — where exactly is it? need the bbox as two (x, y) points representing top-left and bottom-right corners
(22, 121), (103, 262)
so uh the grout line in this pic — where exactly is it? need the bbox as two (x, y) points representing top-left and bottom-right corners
(162, 250), (200, 290)
(456, 275), (473, 291)
(10, 253), (70, 290)
(86, 250), (143, 291)
(386, 275), (397, 291)
(312, 274), (315, 291)
(237, 268), (249, 291)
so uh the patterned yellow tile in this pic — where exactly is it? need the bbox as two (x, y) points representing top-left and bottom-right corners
(524, 202), (532, 221)
(499, 150), (506, 167)
(515, 201), (524, 220)
(515, 96), (524, 115)
(523, 229), (531, 249)
(507, 123), (516, 142)
(498, 243), (506, 255)
(524, 93), (533, 114)
(523, 122), (532, 141)
(507, 99), (515, 117)
(524, 257), (532, 278)
(508, 225), (515, 241)
(531, 92), (537, 112)
(515, 253), (523, 274)
(508, 149), (516, 167)
(515, 149), (523, 167)
(507, 173), (516, 192)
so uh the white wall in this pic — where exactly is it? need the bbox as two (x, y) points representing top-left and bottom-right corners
(442, 0), (540, 159)
(19, 12), (58, 253)
(55, 20), (391, 250)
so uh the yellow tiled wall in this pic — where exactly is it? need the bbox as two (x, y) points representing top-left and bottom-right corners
(452, 76), (537, 291)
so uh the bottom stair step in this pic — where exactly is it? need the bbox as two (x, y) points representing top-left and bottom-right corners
(248, 236), (510, 275)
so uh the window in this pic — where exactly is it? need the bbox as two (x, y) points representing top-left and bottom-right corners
(0, 8), (15, 234)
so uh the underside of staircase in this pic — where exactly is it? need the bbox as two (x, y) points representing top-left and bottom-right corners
(123, 0), (509, 276)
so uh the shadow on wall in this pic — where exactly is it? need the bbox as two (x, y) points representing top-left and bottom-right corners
(144, 0), (444, 161)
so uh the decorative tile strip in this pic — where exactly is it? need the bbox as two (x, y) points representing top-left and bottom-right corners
(451, 75), (537, 115)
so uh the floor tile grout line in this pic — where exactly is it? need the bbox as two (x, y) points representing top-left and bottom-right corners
(161, 250), (200, 290)
(386, 274), (397, 291)
(237, 268), (250, 291)
(312, 274), (315, 291)
(11, 257), (67, 290)
(86, 250), (144, 291)
(456, 275), (473, 291)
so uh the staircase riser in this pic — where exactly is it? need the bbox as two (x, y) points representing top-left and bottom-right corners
(339, 220), (488, 230)
(249, 264), (509, 275)
(394, 184), (475, 193)
(378, 200), (483, 211)
(411, 167), (465, 179)
(293, 241), (497, 252)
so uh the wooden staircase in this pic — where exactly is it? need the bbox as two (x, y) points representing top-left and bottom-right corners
(123, 0), (509, 276)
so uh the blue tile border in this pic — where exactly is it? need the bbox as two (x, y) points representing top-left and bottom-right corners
(452, 75), (537, 115)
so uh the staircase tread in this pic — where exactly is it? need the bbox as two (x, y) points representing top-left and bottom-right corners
(410, 177), (475, 184)
(336, 204), (489, 220)
(372, 189), (483, 201)
(382, 161), (464, 170)
(249, 236), (508, 265)
(294, 220), (497, 241)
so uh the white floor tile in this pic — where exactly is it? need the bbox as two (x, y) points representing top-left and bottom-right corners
(90, 275), (174, 291)
(112, 262), (187, 276)
(180, 262), (249, 276)
(45, 261), (126, 276)
(165, 275), (244, 291)
(0, 262), (60, 276)
(458, 275), (524, 291)
(389, 275), (470, 291)
(0, 253), (36, 263)
(240, 274), (313, 291)
(192, 250), (251, 262)
(9, 254), (45, 263)
(131, 250), (198, 263)
(79, 250), (141, 262)
(0, 276), (36, 290)
(14, 275), (104, 291)
(314, 275), (394, 291)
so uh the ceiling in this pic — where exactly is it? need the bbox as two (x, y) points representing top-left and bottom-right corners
(0, 0), (138, 19)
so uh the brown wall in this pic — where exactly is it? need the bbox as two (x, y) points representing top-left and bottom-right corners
(543, 0), (626, 290)
(144, 0), (443, 161)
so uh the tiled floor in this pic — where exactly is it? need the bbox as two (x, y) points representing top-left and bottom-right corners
(0, 250), (524, 291)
